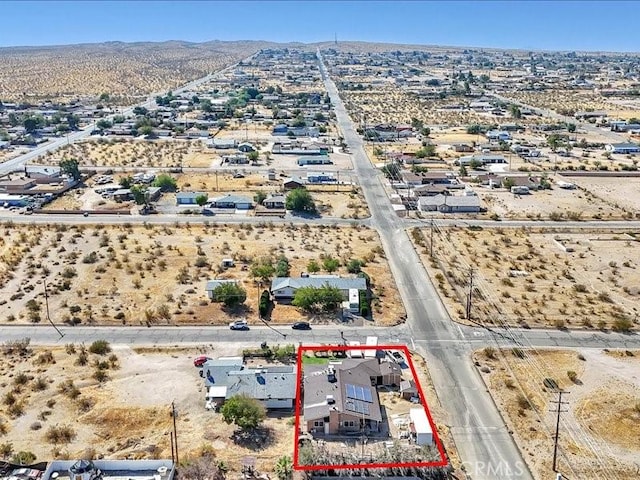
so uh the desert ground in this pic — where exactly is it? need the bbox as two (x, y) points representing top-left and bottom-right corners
(475, 183), (629, 220)
(0, 223), (403, 327)
(411, 227), (640, 331)
(564, 175), (640, 213)
(0, 341), (293, 473)
(474, 348), (640, 479)
(0, 41), (266, 104)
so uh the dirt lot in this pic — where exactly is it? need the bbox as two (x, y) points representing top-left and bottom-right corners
(411, 227), (640, 330)
(0, 342), (293, 471)
(476, 184), (627, 220)
(0, 223), (402, 327)
(36, 138), (213, 168)
(474, 348), (640, 479)
(564, 175), (640, 213)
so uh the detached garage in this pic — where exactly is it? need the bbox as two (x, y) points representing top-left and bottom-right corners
(409, 407), (434, 446)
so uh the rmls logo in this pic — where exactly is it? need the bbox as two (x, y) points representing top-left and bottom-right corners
(461, 461), (528, 478)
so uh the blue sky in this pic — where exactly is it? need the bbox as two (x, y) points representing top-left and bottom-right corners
(1, 1), (639, 52)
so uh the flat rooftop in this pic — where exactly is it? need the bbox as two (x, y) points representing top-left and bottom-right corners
(42, 460), (174, 480)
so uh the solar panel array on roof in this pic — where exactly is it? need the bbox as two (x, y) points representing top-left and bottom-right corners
(346, 383), (373, 403)
(345, 399), (370, 415)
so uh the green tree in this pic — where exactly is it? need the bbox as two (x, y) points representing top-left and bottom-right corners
(466, 124), (481, 135)
(459, 165), (468, 176)
(509, 105), (522, 119)
(502, 177), (515, 189)
(285, 188), (315, 213)
(99, 92), (110, 102)
(195, 194), (208, 207)
(415, 145), (436, 158)
(152, 174), (177, 192)
(420, 127), (431, 137)
(346, 259), (364, 274)
(130, 185), (148, 205)
(275, 255), (290, 277)
(274, 456), (293, 480)
(307, 259), (320, 273)
(566, 123), (576, 133)
(139, 125), (154, 136)
(254, 190), (267, 205)
(547, 133), (563, 152)
(251, 257), (275, 281)
(23, 117), (39, 133)
(59, 158), (81, 181)
(322, 256), (340, 273)
(292, 285), (344, 313)
(96, 119), (112, 130)
(119, 176), (134, 189)
(220, 395), (265, 430)
(247, 151), (259, 163)
(66, 114), (80, 130)
(210, 283), (247, 307)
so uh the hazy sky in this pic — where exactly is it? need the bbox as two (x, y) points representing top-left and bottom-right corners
(1, 1), (639, 52)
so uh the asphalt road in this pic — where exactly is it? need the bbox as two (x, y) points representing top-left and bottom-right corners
(317, 51), (534, 480)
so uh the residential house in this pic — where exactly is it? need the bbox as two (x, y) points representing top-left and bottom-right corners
(412, 184), (451, 197)
(203, 357), (296, 410)
(263, 194), (286, 209)
(222, 154), (249, 165)
(112, 189), (132, 202)
(417, 194), (482, 213)
(457, 154), (507, 166)
(485, 130), (512, 141)
(605, 142), (640, 154)
(501, 175), (542, 190)
(210, 194), (253, 209)
(303, 358), (401, 436)
(207, 138), (237, 149)
(176, 192), (207, 205)
(283, 177), (305, 190)
(271, 276), (367, 304)
(400, 379), (418, 400)
(451, 143), (474, 153)
(306, 172), (336, 183)
(205, 279), (239, 300)
(297, 155), (332, 166)
(238, 142), (256, 153)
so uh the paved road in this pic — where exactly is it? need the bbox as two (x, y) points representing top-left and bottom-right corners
(0, 59), (250, 175)
(317, 51), (534, 480)
(4, 323), (639, 350)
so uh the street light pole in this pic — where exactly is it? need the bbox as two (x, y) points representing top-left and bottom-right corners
(43, 278), (64, 339)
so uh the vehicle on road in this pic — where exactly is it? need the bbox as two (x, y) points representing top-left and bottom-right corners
(229, 320), (249, 330)
(193, 355), (210, 367)
(83, 212), (89, 217)
(292, 321), (311, 330)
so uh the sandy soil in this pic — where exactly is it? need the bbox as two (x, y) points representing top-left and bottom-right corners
(0, 223), (403, 327)
(0, 343), (293, 471)
(474, 348), (640, 479)
(0, 41), (264, 103)
(564, 175), (640, 213)
(476, 184), (627, 220)
(411, 227), (640, 330)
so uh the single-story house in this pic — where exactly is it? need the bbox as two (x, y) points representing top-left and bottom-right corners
(501, 175), (542, 190)
(297, 155), (332, 166)
(418, 194), (481, 213)
(112, 189), (132, 202)
(263, 194), (286, 209)
(272, 124), (289, 136)
(222, 154), (249, 165)
(205, 279), (239, 300)
(271, 276), (367, 301)
(238, 142), (256, 153)
(202, 357), (296, 410)
(0, 193), (28, 207)
(458, 154), (507, 166)
(208, 138), (236, 149)
(0, 178), (37, 194)
(486, 130), (512, 141)
(303, 358), (401, 436)
(0, 141), (9, 150)
(605, 142), (640, 154)
(176, 191), (207, 205)
(210, 194), (252, 209)
(451, 143), (474, 153)
(412, 184), (450, 197)
(283, 177), (305, 190)
(307, 172), (336, 183)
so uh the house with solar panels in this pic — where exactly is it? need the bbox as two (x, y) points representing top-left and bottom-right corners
(302, 358), (401, 436)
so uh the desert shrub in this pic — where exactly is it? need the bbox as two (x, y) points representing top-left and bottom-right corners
(65, 343), (76, 354)
(567, 370), (578, 382)
(77, 397), (95, 413)
(32, 377), (48, 391)
(612, 318), (633, 332)
(12, 451), (35, 464)
(45, 424), (76, 444)
(82, 252), (98, 264)
(258, 290), (272, 318)
(511, 348), (525, 359)
(57, 380), (80, 399)
(13, 372), (29, 386)
(34, 350), (55, 365)
(30, 422), (42, 431)
(573, 284), (587, 293)
(483, 346), (496, 359)
(93, 369), (109, 383)
(88, 340), (111, 355)
(516, 394), (531, 410)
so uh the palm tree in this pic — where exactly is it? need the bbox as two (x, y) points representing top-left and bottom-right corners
(274, 456), (293, 480)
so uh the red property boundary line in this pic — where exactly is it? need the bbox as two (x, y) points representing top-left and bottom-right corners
(293, 344), (448, 471)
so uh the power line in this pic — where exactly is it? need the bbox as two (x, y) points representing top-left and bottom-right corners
(550, 391), (570, 473)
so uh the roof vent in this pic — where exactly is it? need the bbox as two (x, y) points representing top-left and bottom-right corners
(326, 395), (335, 404)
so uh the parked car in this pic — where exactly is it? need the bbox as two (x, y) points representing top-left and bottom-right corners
(292, 321), (311, 330)
(193, 356), (210, 367)
(229, 320), (249, 330)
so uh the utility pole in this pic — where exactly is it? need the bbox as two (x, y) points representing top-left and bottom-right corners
(171, 401), (179, 465)
(550, 391), (569, 472)
(465, 267), (474, 320)
(430, 218), (434, 257)
(43, 278), (64, 339)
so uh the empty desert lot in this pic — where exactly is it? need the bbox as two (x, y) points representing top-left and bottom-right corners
(474, 348), (640, 479)
(0, 223), (403, 327)
(412, 227), (639, 330)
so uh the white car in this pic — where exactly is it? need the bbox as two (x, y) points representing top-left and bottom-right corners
(229, 320), (249, 330)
